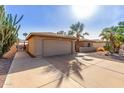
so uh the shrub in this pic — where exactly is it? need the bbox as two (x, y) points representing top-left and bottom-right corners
(104, 45), (112, 51)
(97, 47), (105, 52)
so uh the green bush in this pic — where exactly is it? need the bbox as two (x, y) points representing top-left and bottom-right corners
(104, 45), (112, 51)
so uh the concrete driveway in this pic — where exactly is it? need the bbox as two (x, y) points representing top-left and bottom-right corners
(3, 52), (124, 88)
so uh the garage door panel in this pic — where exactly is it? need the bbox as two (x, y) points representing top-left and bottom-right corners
(43, 40), (71, 56)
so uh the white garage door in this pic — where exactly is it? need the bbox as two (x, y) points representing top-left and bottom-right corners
(43, 40), (72, 56)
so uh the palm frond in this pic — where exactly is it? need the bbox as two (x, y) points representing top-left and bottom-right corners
(68, 30), (75, 36)
(69, 22), (87, 38)
(83, 32), (89, 36)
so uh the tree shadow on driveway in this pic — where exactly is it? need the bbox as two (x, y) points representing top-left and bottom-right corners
(44, 54), (88, 87)
(5, 52), (93, 88)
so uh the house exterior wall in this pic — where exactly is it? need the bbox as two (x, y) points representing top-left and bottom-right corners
(34, 36), (43, 56)
(78, 41), (93, 47)
(72, 41), (75, 54)
(78, 41), (105, 52)
(79, 47), (96, 52)
(93, 42), (106, 48)
(28, 37), (36, 55)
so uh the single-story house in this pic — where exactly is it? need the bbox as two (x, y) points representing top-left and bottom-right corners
(26, 32), (76, 57)
(76, 39), (106, 52)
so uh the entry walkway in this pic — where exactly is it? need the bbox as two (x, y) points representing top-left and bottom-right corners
(3, 51), (124, 88)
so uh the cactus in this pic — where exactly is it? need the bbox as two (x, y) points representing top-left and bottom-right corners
(0, 5), (23, 56)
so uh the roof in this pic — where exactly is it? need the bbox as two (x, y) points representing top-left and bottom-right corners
(79, 39), (106, 43)
(79, 39), (94, 42)
(26, 32), (77, 40)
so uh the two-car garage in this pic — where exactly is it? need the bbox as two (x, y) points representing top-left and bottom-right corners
(43, 40), (72, 56)
(26, 32), (76, 57)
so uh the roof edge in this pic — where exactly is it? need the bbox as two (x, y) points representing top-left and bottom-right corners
(26, 32), (77, 40)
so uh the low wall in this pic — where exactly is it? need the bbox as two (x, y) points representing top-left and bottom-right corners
(2, 44), (17, 59)
(79, 47), (96, 53)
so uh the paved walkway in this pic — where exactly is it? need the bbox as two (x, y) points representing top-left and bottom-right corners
(3, 52), (124, 88)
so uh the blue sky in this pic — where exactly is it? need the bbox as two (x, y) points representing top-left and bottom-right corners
(5, 5), (124, 39)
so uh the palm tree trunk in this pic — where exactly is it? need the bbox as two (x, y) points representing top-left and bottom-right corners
(110, 34), (115, 53)
(76, 34), (80, 52)
(23, 40), (26, 51)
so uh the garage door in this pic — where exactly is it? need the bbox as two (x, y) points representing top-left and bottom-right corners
(43, 40), (72, 56)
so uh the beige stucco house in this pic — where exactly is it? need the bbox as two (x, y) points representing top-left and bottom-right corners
(26, 32), (76, 57)
(77, 39), (106, 52)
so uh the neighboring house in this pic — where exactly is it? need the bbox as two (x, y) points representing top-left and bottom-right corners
(77, 39), (106, 52)
(77, 39), (94, 47)
(26, 32), (76, 57)
(92, 39), (106, 48)
(119, 45), (124, 56)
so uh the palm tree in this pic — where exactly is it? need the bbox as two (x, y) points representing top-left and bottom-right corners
(57, 30), (66, 35)
(99, 28), (112, 52)
(23, 32), (28, 50)
(115, 22), (124, 52)
(100, 22), (124, 53)
(68, 22), (89, 52)
(100, 27), (117, 53)
(117, 21), (124, 42)
(23, 32), (28, 37)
